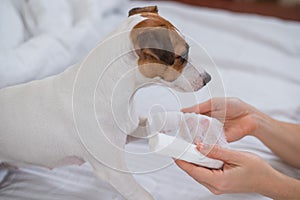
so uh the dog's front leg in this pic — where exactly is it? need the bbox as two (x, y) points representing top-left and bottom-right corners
(91, 162), (154, 200)
(87, 155), (154, 200)
(127, 117), (149, 143)
(84, 127), (154, 200)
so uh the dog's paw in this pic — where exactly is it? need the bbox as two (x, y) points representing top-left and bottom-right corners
(147, 111), (227, 146)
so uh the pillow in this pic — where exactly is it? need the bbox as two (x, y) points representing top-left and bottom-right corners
(0, 0), (24, 49)
(22, 0), (72, 36)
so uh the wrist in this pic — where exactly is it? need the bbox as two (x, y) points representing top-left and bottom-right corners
(255, 166), (279, 198)
(249, 110), (276, 138)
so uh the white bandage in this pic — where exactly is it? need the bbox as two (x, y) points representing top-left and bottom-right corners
(147, 112), (227, 169)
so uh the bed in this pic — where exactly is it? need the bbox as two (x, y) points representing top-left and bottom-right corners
(1, 0), (300, 199)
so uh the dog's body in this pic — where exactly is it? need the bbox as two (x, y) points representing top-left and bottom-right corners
(0, 6), (210, 199)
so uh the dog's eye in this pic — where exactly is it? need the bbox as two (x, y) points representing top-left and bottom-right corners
(176, 55), (187, 64)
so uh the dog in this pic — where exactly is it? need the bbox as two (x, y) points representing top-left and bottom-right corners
(0, 6), (211, 200)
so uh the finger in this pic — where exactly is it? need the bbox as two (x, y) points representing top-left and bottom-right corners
(181, 99), (212, 114)
(175, 159), (224, 195)
(196, 143), (243, 164)
(181, 104), (202, 114)
(205, 111), (227, 123)
(174, 159), (217, 182)
(201, 183), (219, 194)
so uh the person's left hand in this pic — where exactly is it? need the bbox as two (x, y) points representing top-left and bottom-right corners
(175, 143), (278, 195)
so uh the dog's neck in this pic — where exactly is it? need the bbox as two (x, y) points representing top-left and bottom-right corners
(96, 14), (151, 92)
(90, 15), (156, 133)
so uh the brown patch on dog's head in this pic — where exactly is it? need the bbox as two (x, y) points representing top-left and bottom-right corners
(128, 6), (158, 17)
(130, 8), (189, 82)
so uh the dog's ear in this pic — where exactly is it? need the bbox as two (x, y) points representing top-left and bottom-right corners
(134, 27), (175, 65)
(128, 6), (158, 17)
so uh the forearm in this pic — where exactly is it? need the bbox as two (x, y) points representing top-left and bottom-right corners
(251, 111), (300, 168)
(258, 169), (300, 199)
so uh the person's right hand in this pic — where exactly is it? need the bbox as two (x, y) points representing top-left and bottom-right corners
(182, 98), (260, 142)
(175, 143), (300, 199)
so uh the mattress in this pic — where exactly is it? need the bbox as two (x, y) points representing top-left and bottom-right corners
(1, 0), (300, 199)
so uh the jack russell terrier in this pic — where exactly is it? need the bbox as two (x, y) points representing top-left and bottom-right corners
(0, 6), (211, 200)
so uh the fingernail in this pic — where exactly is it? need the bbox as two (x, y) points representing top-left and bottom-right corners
(196, 142), (201, 151)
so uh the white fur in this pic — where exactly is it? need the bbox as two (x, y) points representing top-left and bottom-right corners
(0, 14), (208, 199)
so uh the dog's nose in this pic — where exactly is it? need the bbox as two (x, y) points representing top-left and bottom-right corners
(203, 72), (211, 85)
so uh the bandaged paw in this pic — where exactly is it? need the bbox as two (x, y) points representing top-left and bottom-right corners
(147, 112), (227, 169)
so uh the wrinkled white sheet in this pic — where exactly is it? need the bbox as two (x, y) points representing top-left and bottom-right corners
(0, 0), (123, 88)
(1, 0), (300, 200)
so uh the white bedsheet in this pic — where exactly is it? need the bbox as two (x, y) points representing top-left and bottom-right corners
(0, 0), (123, 88)
(1, 0), (300, 199)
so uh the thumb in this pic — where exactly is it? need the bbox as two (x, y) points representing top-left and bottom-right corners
(224, 129), (238, 143)
(196, 143), (243, 164)
(181, 104), (201, 113)
(181, 100), (212, 114)
(224, 128), (247, 143)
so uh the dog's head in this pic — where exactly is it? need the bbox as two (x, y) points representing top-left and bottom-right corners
(129, 6), (211, 92)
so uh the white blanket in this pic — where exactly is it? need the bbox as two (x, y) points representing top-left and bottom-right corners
(1, 1), (300, 200)
(0, 0), (122, 88)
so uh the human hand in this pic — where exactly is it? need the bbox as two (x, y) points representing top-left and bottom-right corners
(175, 143), (278, 196)
(182, 98), (260, 142)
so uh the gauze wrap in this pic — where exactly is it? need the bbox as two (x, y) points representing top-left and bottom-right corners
(147, 112), (228, 169)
